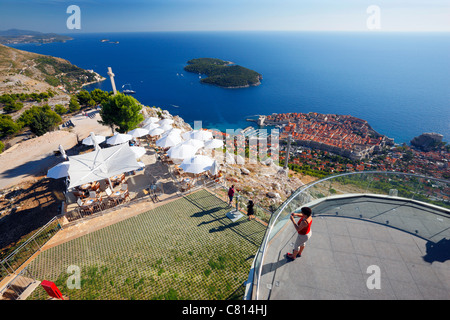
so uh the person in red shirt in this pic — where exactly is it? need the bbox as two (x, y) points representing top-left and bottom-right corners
(227, 185), (235, 206)
(286, 207), (312, 260)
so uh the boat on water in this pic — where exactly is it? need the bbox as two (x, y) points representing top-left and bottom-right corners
(122, 84), (135, 94)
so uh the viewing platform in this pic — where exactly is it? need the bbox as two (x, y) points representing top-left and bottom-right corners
(247, 172), (450, 300)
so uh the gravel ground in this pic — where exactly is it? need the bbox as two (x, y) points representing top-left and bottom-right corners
(0, 110), (112, 190)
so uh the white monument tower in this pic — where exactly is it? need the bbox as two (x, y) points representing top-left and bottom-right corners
(107, 67), (117, 95)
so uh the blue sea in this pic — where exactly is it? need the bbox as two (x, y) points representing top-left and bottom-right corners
(9, 31), (450, 144)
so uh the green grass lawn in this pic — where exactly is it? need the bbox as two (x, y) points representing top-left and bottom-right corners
(27, 189), (267, 300)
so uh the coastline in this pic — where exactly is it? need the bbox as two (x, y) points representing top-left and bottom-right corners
(250, 112), (395, 160)
(203, 79), (262, 89)
(7, 32), (448, 145)
(81, 75), (106, 88)
(185, 57), (262, 89)
(81, 70), (106, 88)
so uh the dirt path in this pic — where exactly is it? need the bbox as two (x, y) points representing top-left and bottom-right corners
(0, 110), (112, 191)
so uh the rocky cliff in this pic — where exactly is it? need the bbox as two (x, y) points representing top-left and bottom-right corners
(410, 132), (444, 152)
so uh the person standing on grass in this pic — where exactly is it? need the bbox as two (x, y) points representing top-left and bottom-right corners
(247, 200), (255, 220)
(228, 185), (235, 206)
(286, 207), (312, 261)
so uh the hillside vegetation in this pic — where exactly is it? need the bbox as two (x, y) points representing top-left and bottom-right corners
(0, 44), (101, 94)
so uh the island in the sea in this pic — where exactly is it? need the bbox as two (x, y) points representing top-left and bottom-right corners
(184, 58), (262, 88)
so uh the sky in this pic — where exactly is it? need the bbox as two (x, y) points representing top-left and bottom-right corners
(0, 0), (449, 33)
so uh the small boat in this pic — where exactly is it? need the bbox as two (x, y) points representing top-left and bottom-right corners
(122, 84), (135, 95)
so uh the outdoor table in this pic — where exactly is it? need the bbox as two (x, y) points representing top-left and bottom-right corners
(80, 183), (92, 190)
(82, 198), (97, 206)
(111, 190), (123, 198)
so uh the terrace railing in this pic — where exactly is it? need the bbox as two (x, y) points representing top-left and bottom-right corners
(0, 217), (61, 284)
(246, 171), (450, 300)
(0, 266), (38, 300)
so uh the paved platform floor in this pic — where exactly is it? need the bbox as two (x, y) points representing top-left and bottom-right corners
(257, 197), (450, 300)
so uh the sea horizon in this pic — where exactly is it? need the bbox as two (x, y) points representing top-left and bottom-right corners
(8, 30), (450, 144)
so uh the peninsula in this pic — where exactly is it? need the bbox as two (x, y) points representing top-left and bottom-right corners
(0, 29), (72, 45)
(184, 58), (262, 88)
(0, 43), (104, 94)
(249, 112), (394, 160)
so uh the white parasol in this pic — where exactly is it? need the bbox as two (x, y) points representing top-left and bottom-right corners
(161, 128), (182, 137)
(179, 155), (214, 174)
(130, 146), (146, 159)
(128, 127), (149, 138)
(204, 139), (224, 149)
(159, 124), (173, 132)
(158, 118), (174, 126)
(156, 132), (183, 148)
(167, 143), (199, 160)
(209, 159), (220, 176)
(143, 122), (160, 131)
(182, 130), (213, 141)
(106, 133), (133, 145)
(143, 117), (160, 125)
(59, 144), (67, 160)
(47, 161), (70, 179)
(82, 132), (105, 147)
(148, 127), (165, 137)
(182, 139), (204, 149)
(67, 143), (141, 189)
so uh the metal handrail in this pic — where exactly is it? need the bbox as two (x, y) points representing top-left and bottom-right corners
(0, 266), (36, 300)
(1, 216), (60, 266)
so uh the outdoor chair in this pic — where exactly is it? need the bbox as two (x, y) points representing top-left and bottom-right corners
(93, 196), (103, 212)
(77, 198), (94, 215)
(105, 187), (119, 206)
(100, 196), (112, 210)
(121, 189), (130, 202)
(180, 180), (193, 192)
(92, 181), (100, 192)
(73, 190), (86, 199)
